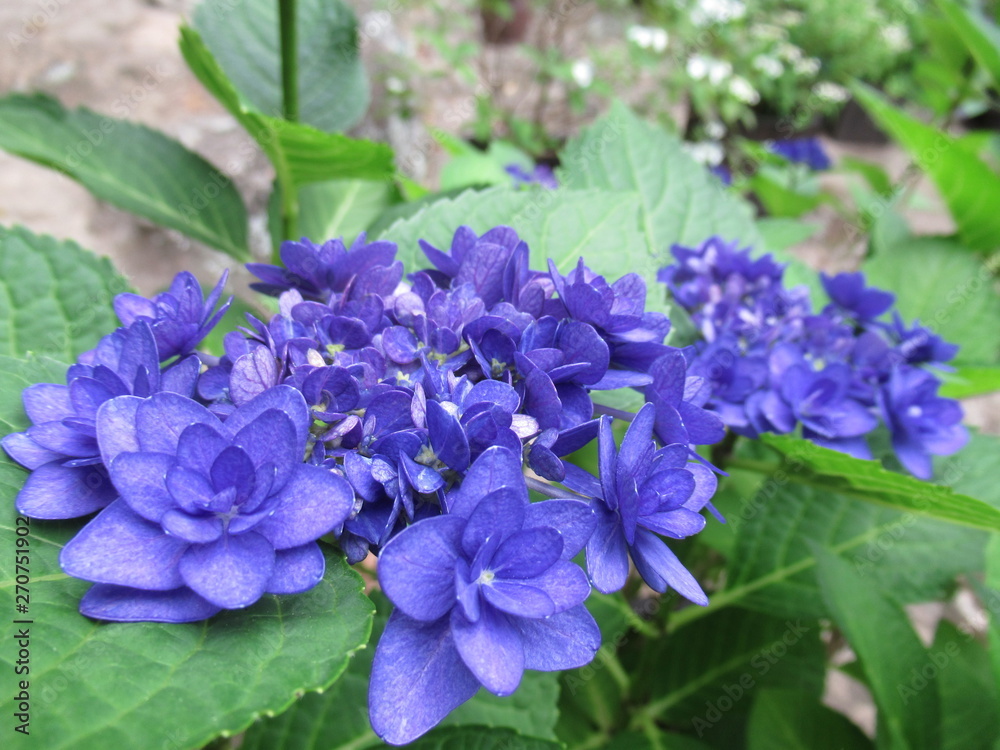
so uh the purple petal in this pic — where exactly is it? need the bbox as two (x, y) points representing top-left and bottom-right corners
(221, 385), (310, 450)
(161, 508), (223, 543)
(586, 504), (629, 594)
(109, 452), (176, 522)
(426, 400), (471, 472)
(2, 432), (60, 470)
(22, 383), (72, 424)
(641, 508), (706, 539)
(629, 528), (707, 605)
(461, 489), (527, 559)
(378, 514), (466, 622)
(265, 542), (326, 595)
(80, 584), (220, 623)
(513, 604), (600, 671)
(523, 499), (597, 559)
(15, 462), (115, 519)
(482, 580), (555, 618)
(179, 531), (275, 609)
(619, 403), (656, 466)
(448, 446), (528, 519)
(369, 611), (480, 746)
(254, 464), (354, 549)
(176, 422), (228, 477)
(230, 347), (280, 406)
(491, 527), (564, 579)
(135, 393), (217, 454)
(521, 559), (591, 612)
(60, 499), (187, 589)
(96, 395), (142, 467)
(451, 605), (525, 696)
(231, 409), (299, 491)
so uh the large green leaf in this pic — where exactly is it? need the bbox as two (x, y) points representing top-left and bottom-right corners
(373, 185), (653, 281)
(267, 179), (400, 250)
(934, 620), (1000, 750)
(853, 84), (1000, 252)
(241, 591), (561, 750)
(747, 433), (1000, 532)
(406, 727), (561, 750)
(936, 0), (1000, 91)
(0, 226), (129, 361)
(680, 481), (985, 625)
(863, 235), (1000, 364)
(0, 94), (249, 259)
(746, 689), (872, 750)
(0, 356), (375, 750)
(194, 0), (369, 133)
(632, 609), (826, 735)
(179, 26), (394, 188)
(938, 365), (1000, 398)
(560, 101), (763, 258)
(815, 548), (940, 750)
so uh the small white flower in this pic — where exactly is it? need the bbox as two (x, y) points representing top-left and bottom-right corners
(708, 59), (733, 86)
(690, 0), (746, 26)
(752, 54), (783, 79)
(627, 25), (668, 53)
(881, 24), (910, 52)
(814, 81), (849, 102)
(729, 76), (760, 104)
(793, 57), (821, 77)
(571, 59), (594, 88)
(705, 120), (727, 139)
(776, 42), (804, 63)
(385, 76), (407, 94)
(685, 140), (725, 167)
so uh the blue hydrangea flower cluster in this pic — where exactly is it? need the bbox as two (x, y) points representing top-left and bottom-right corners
(505, 163), (559, 189)
(660, 237), (967, 478)
(4, 226), (727, 745)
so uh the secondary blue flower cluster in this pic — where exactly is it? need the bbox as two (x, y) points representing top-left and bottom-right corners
(769, 137), (832, 171)
(660, 237), (966, 477)
(4, 226), (727, 744)
(505, 163), (559, 189)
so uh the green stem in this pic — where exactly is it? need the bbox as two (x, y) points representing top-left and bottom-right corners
(278, 0), (299, 123)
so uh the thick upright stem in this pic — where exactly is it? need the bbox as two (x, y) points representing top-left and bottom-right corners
(278, 0), (299, 123)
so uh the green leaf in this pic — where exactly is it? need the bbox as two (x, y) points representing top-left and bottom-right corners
(0, 225), (129, 361)
(687, 480), (984, 624)
(372, 185), (654, 284)
(938, 365), (1000, 398)
(747, 172), (825, 218)
(750, 433), (1000, 532)
(936, 0), (1000, 91)
(405, 727), (561, 750)
(0, 358), (375, 750)
(242, 591), (560, 749)
(603, 732), (713, 750)
(815, 548), (940, 750)
(746, 689), (872, 750)
(756, 218), (821, 252)
(840, 155), (894, 197)
(560, 101), (763, 257)
(852, 84), (1000, 252)
(863, 234), (1000, 364)
(179, 26), (394, 188)
(933, 620), (1000, 750)
(633, 609), (826, 733)
(268, 179), (400, 251)
(194, 0), (369, 133)
(0, 94), (249, 259)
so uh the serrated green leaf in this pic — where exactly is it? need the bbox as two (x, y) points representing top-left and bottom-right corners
(560, 101), (762, 258)
(852, 84), (1000, 252)
(373, 185), (653, 282)
(746, 689), (873, 750)
(0, 356), (375, 750)
(679, 479), (984, 625)
(0, 94), (249, 259)
(179, 26), (394, 188)
(242, 590), (561, 749)
(815, 548), (940, 750)
(933, 620), (1000, 750)
(0, 225), (129, 361)
(863, 234), (1000, 364)
(405, 727), (561, 750)
(194, 0), (369, 133)
(268, 179), (400, 251)
(633, 609), (825, 734)
(937, 0), (1000, 91)
(750, 433), (1000, 532)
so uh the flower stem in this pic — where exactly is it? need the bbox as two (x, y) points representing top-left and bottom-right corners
(278, 0), (299, 123)
(525, 476), (588, 500)
(591, 402), (636, 422)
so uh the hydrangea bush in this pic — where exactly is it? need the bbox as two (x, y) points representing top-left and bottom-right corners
(2, 3), (1000, 748)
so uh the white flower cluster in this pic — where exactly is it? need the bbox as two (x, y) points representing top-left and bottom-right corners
(627, 25), (669, 53)
(690, 0), (746, 26)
